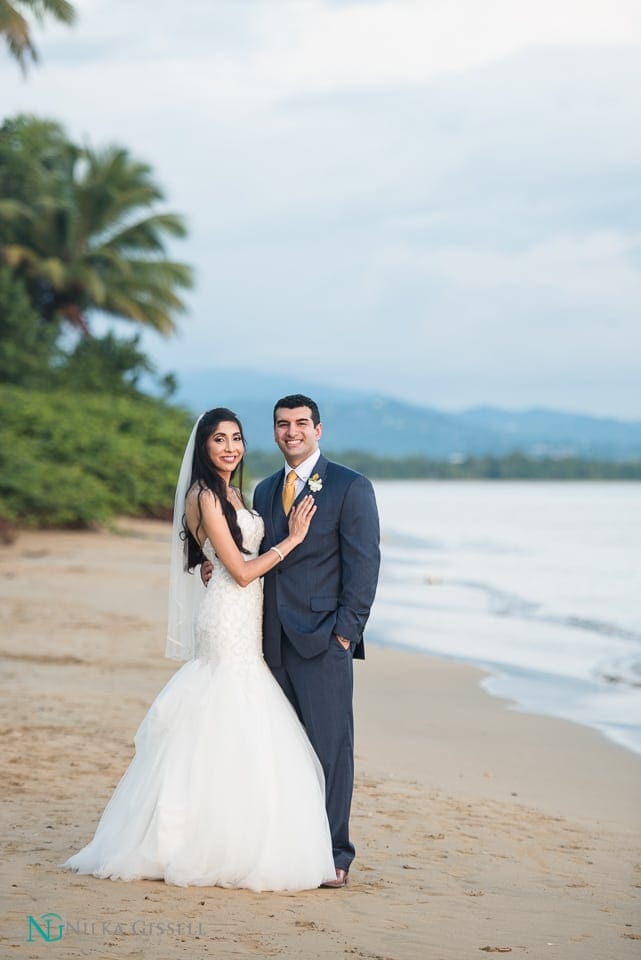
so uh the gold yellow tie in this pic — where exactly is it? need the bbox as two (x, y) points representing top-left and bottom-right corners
(282, 469), (298, 515)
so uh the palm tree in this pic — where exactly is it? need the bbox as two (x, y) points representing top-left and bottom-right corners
(0, 0), (76, 72)
(0, 116), (193, 336)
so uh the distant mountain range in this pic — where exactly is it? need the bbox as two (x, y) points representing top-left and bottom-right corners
(174, 368), (641, 462)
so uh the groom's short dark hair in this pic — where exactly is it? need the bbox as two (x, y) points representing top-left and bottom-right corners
(273, 394), (320, 427)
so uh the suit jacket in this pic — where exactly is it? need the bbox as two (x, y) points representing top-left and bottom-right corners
(252, 454), (380, 667)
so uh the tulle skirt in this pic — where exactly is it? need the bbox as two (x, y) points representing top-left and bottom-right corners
(63, 656), (336, 891)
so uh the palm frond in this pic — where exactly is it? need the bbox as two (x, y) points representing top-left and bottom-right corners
(0, 0), (76, 71)
(0, 1), (35, 69)
(93, 212), (188, 257)
(28, 0), (76, 26)
(1, 116), (192, 336)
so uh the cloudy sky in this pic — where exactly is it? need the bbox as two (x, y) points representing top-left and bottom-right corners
(3, 0), (641, 417)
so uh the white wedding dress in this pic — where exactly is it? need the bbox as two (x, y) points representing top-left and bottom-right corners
(64, 510), (336, 891)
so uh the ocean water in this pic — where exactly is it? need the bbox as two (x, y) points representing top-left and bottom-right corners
(369, 481), (641, 755)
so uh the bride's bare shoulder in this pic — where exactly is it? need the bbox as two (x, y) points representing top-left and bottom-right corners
(185, 483), (219, 513)
(184, 484), (220, 545)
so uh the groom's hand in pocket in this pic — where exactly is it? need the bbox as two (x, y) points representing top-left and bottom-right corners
(336, 634), (350, 650)
(200, 560), (213, 587)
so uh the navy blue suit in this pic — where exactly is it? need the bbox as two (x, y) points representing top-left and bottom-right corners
(253, 454), (380, 870)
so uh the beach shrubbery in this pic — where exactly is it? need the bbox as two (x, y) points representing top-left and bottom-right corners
(0, 385), (191, 527)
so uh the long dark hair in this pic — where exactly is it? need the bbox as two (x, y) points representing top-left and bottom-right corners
(182, 408), (249, 570)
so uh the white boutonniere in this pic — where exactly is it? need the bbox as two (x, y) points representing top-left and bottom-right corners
(308, 473), (323, 493)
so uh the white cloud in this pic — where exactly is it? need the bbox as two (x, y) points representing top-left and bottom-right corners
(14, 0), (641, 108)
(414, 233), (641, 311)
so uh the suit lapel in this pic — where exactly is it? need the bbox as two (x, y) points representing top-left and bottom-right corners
(269, 467), (289, 538)
(292, 454), (329, 509)
(257, 470), (284, 544)
(265, 455), (329, 539)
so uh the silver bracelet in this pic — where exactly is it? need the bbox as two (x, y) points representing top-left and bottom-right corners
(269, 546), (284, 562)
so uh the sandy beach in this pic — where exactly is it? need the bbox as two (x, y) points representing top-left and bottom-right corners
(1, 519), (640, 960)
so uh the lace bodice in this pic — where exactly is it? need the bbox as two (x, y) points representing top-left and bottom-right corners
(193, 510), (265, 664)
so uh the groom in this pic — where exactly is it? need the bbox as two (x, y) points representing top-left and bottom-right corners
(252, 395), (380, 887)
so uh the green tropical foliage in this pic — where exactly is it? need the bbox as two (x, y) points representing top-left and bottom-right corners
(0, 264), (192, 529)
(0, 265), (60, 386)
(0, 115), (193, 335)
(0, 114), (196, 531)
(0, 384), (192, 527)
(0, 0), (75, 71)
(0, 269), (193, 529)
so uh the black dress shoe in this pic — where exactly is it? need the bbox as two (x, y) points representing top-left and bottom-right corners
(320, 868), (349, 888)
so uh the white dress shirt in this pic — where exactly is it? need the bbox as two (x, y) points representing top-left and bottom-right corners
(282, 449), (322, 500)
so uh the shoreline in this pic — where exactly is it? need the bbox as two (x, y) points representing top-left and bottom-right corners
(1, 520), (640, 958)
(358, 645), (640, 829)
(369, 634), (641, 759)
(372, 478), (641, 761)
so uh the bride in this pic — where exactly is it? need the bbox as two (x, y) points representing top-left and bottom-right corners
(63, 408), (336, 891)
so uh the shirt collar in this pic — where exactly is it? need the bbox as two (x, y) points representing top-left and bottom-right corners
(283, 449), (321, 482)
